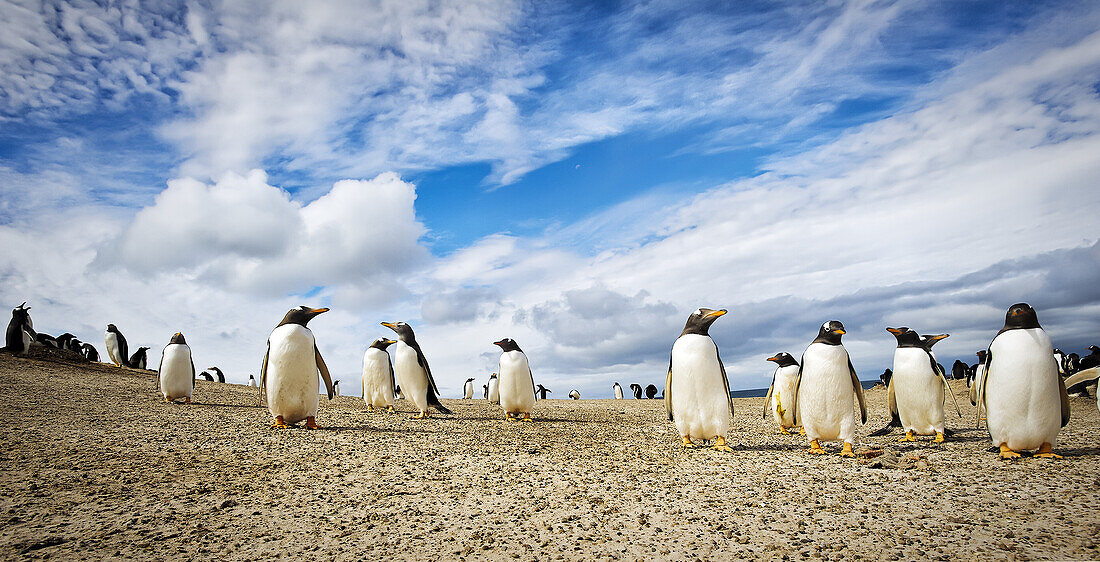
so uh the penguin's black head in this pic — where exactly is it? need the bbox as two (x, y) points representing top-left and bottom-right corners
(490, 373), (498, 379)
(886, 326), (915, 346)
(766, 352), (798, 367)
(813, 321), (846, 345)
(208, 366), (222, 375)
(680, 308), (727, 336)
(920, 333), (949, 349)
(135, 346), (150, 354)
(381, 321), (415, 341)
(976, 349), (987, 360)
(106, 323), (118, 333)
(1088, 345), (1099, 354)
(1054, 348), (1064, 355)
(1002, 303), (1041, 331)
(370, 337), (397, 350)
(170, 332), (187, 345)
(466, 377), (475, 382)
(493, 338), (522, 352)
(280, 306), (329, 328)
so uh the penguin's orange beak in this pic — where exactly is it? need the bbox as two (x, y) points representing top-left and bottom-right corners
(381, 322), (397, 328)
(886, 327), (903, 335)
(928, 334), (949, 342)
(311, 308), (329, 314)
(384, 339), (397, 345)
(834, 329), (846, 335)
(493, 340), (505, 346)
(767, 354), (781, 362)
(707, 309), (727, 318)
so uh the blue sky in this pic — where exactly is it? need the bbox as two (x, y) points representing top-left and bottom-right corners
(1, 0), (1099, 398)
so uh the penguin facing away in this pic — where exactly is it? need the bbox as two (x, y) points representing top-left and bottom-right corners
(977, 303), (1070, 459)
(666, 308), (734, 451)
(5, 303), (36, 354)
(158, 332), (195, 404)
(463, 377), (476, 399)
(629, 383), (643, 399)
(487, 374), (499, 404)
(362, 337), (397, 411)
(262, 306), (336, 429)
(104, 324), (130, 368)
(381, 321), (451, 418)
(495, 338), (536, 422)
(569, 389), (581, 400)
(762, 352), (800, 435)
(883, 327), (961, 443)
(792, 320), (867, 457)
(612, 382), (623, 399)
(645, 384), (658, 399)
(130, 347), (151, 370)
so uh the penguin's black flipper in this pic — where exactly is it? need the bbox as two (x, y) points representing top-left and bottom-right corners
(976, 347), (993, 428)
(664, 354), (673, 422)
(847, 356), (867, 424)
(792, 356), (805, 426)
(259, 341), (270, 395)
(314, 346), (335, 399)
(1058, 370), (1071, 428)
(716, 347), (734, 418)
(426, 386), (451, 414)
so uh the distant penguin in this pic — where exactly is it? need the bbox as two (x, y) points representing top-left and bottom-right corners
(36, 333), (58, 348)
(130, 347), (150, 370)
(56, 333), (76, 351)
(261, 306), (335, 429)
(613, 382), (623, 399)
(67, 337), (83, 353)
(569, 389), (581, 400)
(248, 374), (257, 387)
(362, 337), (397, 411)
(1066, 352), (1081, 374)
(951, 360), (968, 380)
(5, 303), (36, 354)
(483, 384), (489, 399)
(629, 383), (643, 399)
(535, 384), (551, 400)
(333, 380), (340, 396)
(394, 385), (403, 400)
(1053, 349), (1066, 375)
(645, 384), (658, 399)
(793, 321), (867, 457)
(977, 303), (1069, 459)
(1064, 366), (1100, 415)
(1069, 346), (1100, 396)
(158, 333), (195, 404)
(968, 350), (987, 406)
(104, 324), (130, 368)
(882, 327), (960, 443)
(879, 369), (893, 387)
(762, 352), (800, 435)
(205, 367), (225, 383)
(382, 321), (451, 418)
(666, 308), (734, 451)
(81, 342), (100, 362)
(487, 374), (499, 404)
(463, 377), (476, 399)
(198, 371), (214, 381)
(495, 338), (536, 421)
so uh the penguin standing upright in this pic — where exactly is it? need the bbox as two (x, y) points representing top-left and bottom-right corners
(104, 324), (130, 368)
(4, 303), (35, 354)
(483, 384), (489, 399)
(333, 380), (340, 396)
(968, 350), (987, 406)
(130, 347), (150, 370)
(535, 384), (551, 400)
(158, 333), (195, 404)
(645, 384), (658, 399)
(1068, 345), (1100, 396)
(205, 367), (225, 383)
(1053, 349), (1066, 375)
(381, 322), (451, 418)
(978, 303), (1070, 459)
(494, 338), (536, 421)
(569, 389), (581, 400)
(762, 352), (800, 435)
(362, 337), (397, 412)
(793, 321), (867, 457)
(612, 382), (623, 399)
(487, 374), (499, 404)
(629, 383), (643, 399)
(665, 308), (734, 451)
(81, 342), (100, 362)
(248, 374), (257, 387)
(463, 378), (476, 399)
(261, 306), (335, 429)
(884, 327), (961, 443)
(198, 371), (214, 381)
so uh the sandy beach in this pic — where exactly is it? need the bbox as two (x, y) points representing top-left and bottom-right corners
(2, 350), (1098, 561)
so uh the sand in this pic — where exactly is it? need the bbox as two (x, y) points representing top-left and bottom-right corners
(1, 350), (1098, 561)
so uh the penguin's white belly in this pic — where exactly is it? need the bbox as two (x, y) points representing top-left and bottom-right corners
(613, 386), (623, 399)
(969, 364), (985, 405)
(105, 333), (122, 366)
(393, 342), (429, 411)
(892, 348), (944, 435)
(771, 366), (799, 428)
(265, 325), (320, 425)
(159, 344), (193, 400)
(361, 348), (395, 408)
(670, 334), (730, 440)
(798, 343), (856, 443)
(249, 379), (256, 387)
(499, 351), (535, 414)
(488, 378), (499, 403)
(463, 382), (474, 399)
(985, 329), (1061, 451)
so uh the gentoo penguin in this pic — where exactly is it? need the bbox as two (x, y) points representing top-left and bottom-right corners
(81, 342), (100, 362)
(968, 350), (987, 405)
(381, 321), (451, 418)
(613, 382), (624, 399)
(362, 338), (397, 412)
(951, 360), (968, 380)
(104, 324), (130, 368)
(487, 374), (499, 404)
(4, 303), (36, 353)
(569, 389), (581, 400)
(56, 333), (76, 350)
(883, 328), (961, 443)
(205, 367), (225, 383)
(793, 321), (866, 457)
(129, 347), (150, 370)
(36, 333), (58, 348)
(261, 306), (335, 429)
(483, 384), (489, 399)
(762, 352), (800, 435)
(629, 383), (643, 399)
(1064, 366), (1100, 415)
(535, 384), (551, 400)
(1068, 345), (1100, 396)
(1065, 352), (1081, 374)
(248, 374), (257, 387)
(879, 369), (892, 387)
(978, 303), (1070, 459)
(1053, 349), (1066, 375)
(665, 308), (734, 451)
(333, 380), (340, 396)
(494, 338), (536, 421)
(463, 377), (476, 399)
(395, 385), (404, 400)
(67, 337), (83, 353)
(198, 371), (214, 381)
(645, 384), (658, 399)
(158, 332), (195, 404)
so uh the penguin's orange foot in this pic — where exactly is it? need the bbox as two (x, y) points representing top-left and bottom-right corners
(1035, 443), (1062, 459)
(520, 414), (533, 423)
(366, 404), (374, 411)
(164, 396), (171, 403)
(808, 440), (826, 455)
(385, 406), (396, 413)
(713, 436), (733, 452)
(898, 431), (915, 442)
(998, 444), (1021, 460)
(305, 416), (320, 430)
(185, 397), (191, 405)
(779, 426), (792, 435)
(839, 443), (855, 458)
(414, 411), (429, 419)
(504, 411), (514, 421)
(933, 432), (945, 443)
(270, 416), (289, 429)
(681, 436), (695, 449)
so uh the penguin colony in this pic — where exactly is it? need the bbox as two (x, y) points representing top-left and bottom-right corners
(3, 300), (1095, 459)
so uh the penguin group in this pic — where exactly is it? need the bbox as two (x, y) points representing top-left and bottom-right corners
(2, 302), (102, 363)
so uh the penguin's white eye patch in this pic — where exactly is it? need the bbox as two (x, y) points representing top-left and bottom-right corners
(695, 309), (702, 316)
(822, 322), (830, 330)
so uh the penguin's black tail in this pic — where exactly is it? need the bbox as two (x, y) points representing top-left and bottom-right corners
(428, 390), (452, 414)
(868, 413), (902, 437)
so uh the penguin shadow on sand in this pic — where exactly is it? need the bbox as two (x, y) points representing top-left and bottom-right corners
(301, 423), (439, 434)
